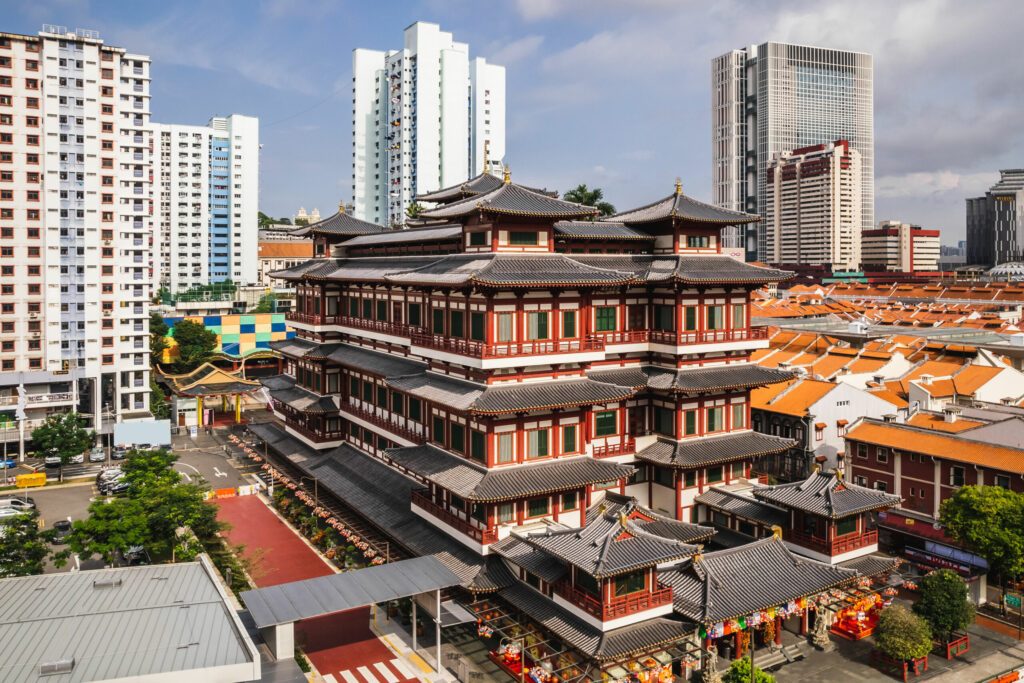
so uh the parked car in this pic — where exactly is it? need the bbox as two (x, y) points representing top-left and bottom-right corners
(0, 456), (16, 469)
(112, 446), (128, 460)
(0, 508), (28, 522)
(96, 468), (122, 483)
(88, 446), (106, 463)
(44, 451), (62, 468)
(106, 480), (130, 496)
(123, 546), (150, 566)
(52, 519), (72, 544)
(0, 497), (35, 512)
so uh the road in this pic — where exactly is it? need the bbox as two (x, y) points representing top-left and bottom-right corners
(217, 495), (421, 683)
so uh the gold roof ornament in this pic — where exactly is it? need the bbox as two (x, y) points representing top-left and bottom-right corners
(771, 525), (783, 539)
(338, 200), (346, 214)
(503, 165), (511, 185)
(674, 177), (683, 195)
(619, 511), (628, 529)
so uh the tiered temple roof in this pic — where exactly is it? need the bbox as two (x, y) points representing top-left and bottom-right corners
(291, 204), (391, 237)
(635, 432), (795, 469)
(419, 181), (598, 220)
(753, 470), (902, 519)
(588, 365), (794, 394)
(610, 181), (762, 226)
(553, 221), (655, 241)
(416, 172), (557, 204)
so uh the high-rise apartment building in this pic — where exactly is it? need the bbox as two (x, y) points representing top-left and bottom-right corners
(861, 220), (940, 272)
(764, 140), (862, 270)
(966, 169), (1024, 268)
(153, 114), (259, 292)
(0, 26), (152, 449)
(352, 22), (505, 226)
(712, 42), (873, 260)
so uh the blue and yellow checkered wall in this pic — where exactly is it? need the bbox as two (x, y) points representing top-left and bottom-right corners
(163, 313), (294, 362)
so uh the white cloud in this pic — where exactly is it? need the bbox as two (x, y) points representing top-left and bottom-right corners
(876, 171), (997, 199)
(488, 35), (544, 65)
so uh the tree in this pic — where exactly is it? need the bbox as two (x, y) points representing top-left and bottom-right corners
(277, 217), (292, 225)
(31, 412), (93, 481)
(252, 293), (277, 313)
(258, 211), (275, 229)
(406, 202), (423, 220)
(0, 514), (54, 576)
(876, 605), (932, 662)
(563, 183), (616, 216)
(150, 311), (169, 365)
(170, 319), (217, 373)
(913, 569), (975, 644)
(69, 449), (220, 563)
(149, 377), (171, 420)
(723, 658), (774, 683)
(294, 217), (309, 226)
(941, 485), (1024, 599)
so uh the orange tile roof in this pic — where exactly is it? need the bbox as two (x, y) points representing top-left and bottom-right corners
(810, 353), (853, 379)
(259, 241), (314, 258)
(952, 365), (1003, 395)
(846, 420), (1024, 474)
(751, 378), (836, 417)
(869, 383), (909, 408)
(906, 412), (986, 433)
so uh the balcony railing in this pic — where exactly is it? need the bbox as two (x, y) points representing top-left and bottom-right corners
(553, 580), (673, 621)
(340, 402), (425, 444)
(411, 489), (498, 544)
(411, 333), (605, 359)
(282, 418), (345, 443)
(335, 315), (419, 338)
(596, 330), (649, 345)
(592, 437), (636, 459)
(786, 528), (878, 556)
(650, 327), (768, 345)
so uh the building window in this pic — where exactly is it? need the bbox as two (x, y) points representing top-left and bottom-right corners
(562, 491), (579, 511)
(654, 406), (676, 437)
(706, 466), (724, 484)
(731, 403), (745, 429)
(450, 310), (465, 338)
(595, 306), (617, 332)
(857, 443), (868, 459)
(706, 406), (724, 433)
(497, 433), (514, 463)
(731, 303), (745, 329)
(407, 302), (421, 326)
(594, 410), (617, 437)
(497, 313), (514, 342)
(527, 429), (549, 459)
(468, 231), (486, 246)
(432, 416), (445, 445)
(654, 466), (674, 488)
(874, 481), (888, 493)
(408, 397), (422, 422)
(509, 231), (538, 246)
(686, 235), (710, 249)
(876, 447), (889, 464)
(706, 305), (725, 330)
(526, 311), (548, 340)
(613, 571), (646, 597)
(684, 410), (697, 436)
(561, 310), (576, 338)
(450, 423), (465, 453)
(995, 474), (1011, 489)
(526, 497), (549, 518)
(835, 516), (857, 536)
(470, 312), (485, 342)
(684, 306), (697, 330)
(432, 308), (445, 334)
(497, 503), (515, 523)
(949, 466), (965, 487)
(653, 305), (675, 331)
(683, 470), (697, 488)
(470, 430), (486, 463)
(562, 425), (578, 454)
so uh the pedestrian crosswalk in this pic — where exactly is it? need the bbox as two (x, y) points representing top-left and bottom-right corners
(323, 658), (420, 683)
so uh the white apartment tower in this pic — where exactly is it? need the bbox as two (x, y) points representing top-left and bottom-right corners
(765, 140), (863, 270)
(712, 42), (873, 261)
(153, 113), (259, 292)
(0, 26), (152, 449)
(352, 22), (505, 226)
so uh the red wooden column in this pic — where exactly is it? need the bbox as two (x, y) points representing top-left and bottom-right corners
(774, 616), (783, 645)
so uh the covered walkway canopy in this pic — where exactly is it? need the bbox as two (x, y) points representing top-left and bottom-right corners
(241, 555), (462, 662)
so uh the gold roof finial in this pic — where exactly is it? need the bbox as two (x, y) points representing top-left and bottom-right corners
(338, 200), (346, 214)
(771, 525), (783, 540)
(674, 177), (683, 195)
(619, 511), (628, 529)
(503, 165), (511, 185)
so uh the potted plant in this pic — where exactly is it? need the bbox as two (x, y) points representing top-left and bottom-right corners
(874, 605), (931, 680)
(912, 569), (974, 658)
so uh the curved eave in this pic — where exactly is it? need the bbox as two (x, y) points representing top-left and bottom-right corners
(670, 380), (789, 394)
(469, 468), (635, 503)
(669, 210), (762, 225)
(590, 550), (700, 580)
(556, 234), (656, 241)
(673, 273), (795, 285)
(469, 389), (636, 416)
(477, 206), (601, 220)
(696, 574), (856, 627)
(469, 277), (636, 289)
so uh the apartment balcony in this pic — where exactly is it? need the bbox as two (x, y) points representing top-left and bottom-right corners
(786, 529), (877, 557)
(411, 489), (497, 544)
(410, 332), (605, 360)
(592, 437), (636, 459)
(553, 580), (673, 621)
(340, 402), (424, 444)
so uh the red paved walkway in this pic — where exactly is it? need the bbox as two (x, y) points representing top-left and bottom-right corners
(216, 496), (419, 682)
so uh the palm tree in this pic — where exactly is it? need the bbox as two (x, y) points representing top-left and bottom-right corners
(563, 184), (616, 217)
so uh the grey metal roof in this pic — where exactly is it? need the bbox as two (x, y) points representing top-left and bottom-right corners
(384, 444), (633, 502)
(416, 172), (558, 204)
(0, 559), (258, 683)
(498, 583), (690, 661)
(521, 495), (712, 578)
(753, 471), (902, 519)
(266, 381), (340, 414)
(838, 553), (902, 579)
(693, 489), (789, 528)
(419, 182), (598, 220)
(490, 536), (569, 584)
(611, 185), (761, 225)
(589, 364), (794, 394)
(300, 209), (389, 236)
(342, 224), (463, 248)
(554, 221), (655, 240)
(241, 555), (462, 629)
(325, 344), (426, 378)
(269, 338), (319, 359)
(636, 432), (796, 468)
(659, 536), (858, 625)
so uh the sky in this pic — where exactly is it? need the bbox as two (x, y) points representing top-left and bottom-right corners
(7, 0), (1024, 245)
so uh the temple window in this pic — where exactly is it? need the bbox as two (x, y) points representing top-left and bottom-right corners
(732, 303), (746, 328)
(653, 406), (675, 437)
(803, 515), (818, 536)
(497, 502), (515, 523)
(707, 406), (725, 432)
(432, 309), (445, 334)
(470, 430), (486, 463)
(561, 310), (577, 338)
(376, 300), (387, 321)
(707, 305), (725, 330)
(471, 503), (487, 523)
(361, 381), (373, 403)
(706, 465), (724, 484)
(497, 313), (514, 341)
(408, 397), (422, 422)
(391, 392), (404, 415)
(613, 571), (646, 597)
(469, 231), (487, 246)
(450, 310), (465, 338)
(526, 496), (550, 518)
(686, 235), (710, 249)
(509, 230), (538, 246)
(450, 494), (466, 512)
(594, 410), (617, 437)
(575, 570), (600, 597)
(349, 298), (359, 317)
(408, 302), (421, 326)
(683, 470), (697, 488)
(450, 423), (466, 453)
(497, 433), (515, 463)
(836, 516), (857, 536)
(432, 416), (445, 445)
(470, 312), (485, 341)
(362, 299), (372, 319)
(684, 409), (698, 435)
(654, 466), (674, 488)
(562, 491), (579, 511)
(526, 311), (549, 340)
(684, 306), (698, 330)
(376, 386), (388, 407)
(562, 424), (578, 454)
(527, 429), (550, 459)
(731, 404), (746, 429)
(653, 305), (675, 331)
(595, 306), (617, 332)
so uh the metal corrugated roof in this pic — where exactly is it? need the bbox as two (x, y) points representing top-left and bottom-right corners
(0, 560), (257, 683)
(241, 555), (462, 629)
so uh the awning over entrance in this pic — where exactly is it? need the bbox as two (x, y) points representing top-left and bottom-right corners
(241, 554), (462, 630)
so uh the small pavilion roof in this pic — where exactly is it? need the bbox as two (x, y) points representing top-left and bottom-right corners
(291, 205), (390, 237)
(636, 432), (795, 469)
(611, 181), (761, 226)
(341, 224), (462, 248)
(159, 363), (262, 397)
(418, 181), (598, 220)
(693, 489), (788, 529)
(416, 172), (558, 204)
(588, 364), (793, 394)
(659, 536), (857, 625)
(753, 470), (902, 519)
(261, 375), (339, 414)
(383, 445), (633, 502)
(553, 221), (654, 241)
(520, 494), (713, 578)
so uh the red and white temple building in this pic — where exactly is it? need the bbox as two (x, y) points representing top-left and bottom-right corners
(253, 173), (905, 681)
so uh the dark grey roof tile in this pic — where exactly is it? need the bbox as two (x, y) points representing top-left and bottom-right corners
(753, 471), (902, 519)
(636, 432), (795, 468)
